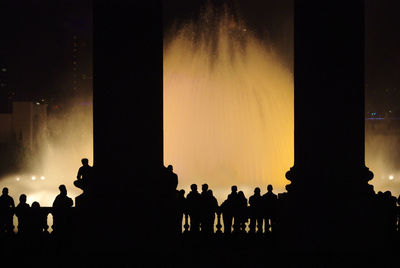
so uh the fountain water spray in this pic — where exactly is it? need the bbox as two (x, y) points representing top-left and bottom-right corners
(163, 6), (294, 202)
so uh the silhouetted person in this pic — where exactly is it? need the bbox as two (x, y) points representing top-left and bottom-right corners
(30, 201), (48, 236)
(382, 191), (397, 234)
(177, 189), (186, 234)
(186, 184), (201, 232)
(249, 187), (263, 233)
(200, 183), (209, 231)
(166, 165), (178, 192)
(74, 158), (93, 192)
(236, 191), (248, 232)
(156, 165), (180, 240)
(52, 185), (73, 235)
(221, 185), (238, 234)
(202, 189), (218, 235)
(0, 187), (15, 234)
(15, 194), (30, 235)
(201, 184), (209, 195)
(262, 185), (277, 233)
(53, 185), (73, 208)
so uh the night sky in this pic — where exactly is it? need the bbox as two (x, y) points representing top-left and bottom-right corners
(365, 0), (400, 115)
(0, 0), (398, 113)
(0, 0), (92, 104)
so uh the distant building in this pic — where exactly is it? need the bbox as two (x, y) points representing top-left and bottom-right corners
(0, 64), (15, 113)
(0, 101), (47, 151)
(71, 34), (93, 98)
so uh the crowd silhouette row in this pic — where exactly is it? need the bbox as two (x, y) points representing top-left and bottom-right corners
(154, 164), (400, 236)
(1, 160), (399, 239)
(173, 183), (400, 236)
(174, 184), (278, 235)
(0, 185), (73, 237)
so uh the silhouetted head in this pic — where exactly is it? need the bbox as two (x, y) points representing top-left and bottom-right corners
(81, 158), (89, 166)
(59, 185), (67, 195)
(267, 185), (273, 192)
(167, 165), (173, 172)
(202, 184), (208, 193)
(32, 201), (40, 208)
(254, 187), (260, 195)
(2, 187), (8, 195)
(384, 190), (392, 198)
(238, 191), (244, 198)
(190, 184), (197, 192)
(19, 194), (27, 203)
(231, 185), (237, 193)
(207, 189), (213, 196)
(179, 189), (185, 196)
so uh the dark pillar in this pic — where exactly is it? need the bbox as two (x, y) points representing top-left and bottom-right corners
(281, 0), (379, 253)
(78, 1), (169, 258)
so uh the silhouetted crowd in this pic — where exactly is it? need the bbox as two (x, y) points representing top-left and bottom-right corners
(1, 160), (400, 240)
(0, 184), (74, 238)
(176, 184), (278, 235)
(175, 183), (400, 236)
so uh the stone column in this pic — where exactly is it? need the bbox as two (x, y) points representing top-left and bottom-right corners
(281, 0), (378, 253)
(78, 1), (168, 256)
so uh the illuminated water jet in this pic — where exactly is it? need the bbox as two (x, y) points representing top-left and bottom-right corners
(163, 8), (294, 202)
(0, 99), (93, 207)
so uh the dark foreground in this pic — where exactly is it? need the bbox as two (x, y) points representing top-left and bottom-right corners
(1, 231), (399, 268)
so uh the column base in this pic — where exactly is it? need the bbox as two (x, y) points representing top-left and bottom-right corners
(276, 165), (387, 254)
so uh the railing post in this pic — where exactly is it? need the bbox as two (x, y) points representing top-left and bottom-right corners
(216, 209), (222, 235)
(44, 208), (50, 234)
(183, 213), (189, 234)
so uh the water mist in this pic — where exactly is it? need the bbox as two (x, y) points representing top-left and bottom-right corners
(0, 98), (93, 207)
(163, 7), (294, 202)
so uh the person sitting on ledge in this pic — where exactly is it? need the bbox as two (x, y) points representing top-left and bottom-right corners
(73, 158), (93, 192)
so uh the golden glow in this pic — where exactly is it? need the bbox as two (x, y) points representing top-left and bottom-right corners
(163, 10), (294, 202)
(0, 98), (93, 206)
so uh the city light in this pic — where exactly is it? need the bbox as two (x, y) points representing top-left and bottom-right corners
(41, 176), (45, 180)
(32, 176), (36, 181)
(389, 175), (394, 180)
(16, 177), (20, 181)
